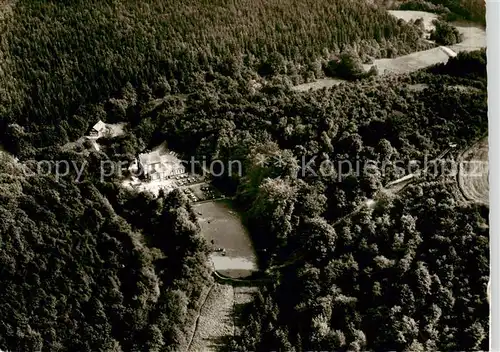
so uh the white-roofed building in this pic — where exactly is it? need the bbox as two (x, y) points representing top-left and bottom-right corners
(136, 144), (186, 181)
(89, 120), (109, 138)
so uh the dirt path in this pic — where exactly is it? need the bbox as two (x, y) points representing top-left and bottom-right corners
(330, 148), (452, 227)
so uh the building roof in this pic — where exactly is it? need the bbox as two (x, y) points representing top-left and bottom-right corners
(138, 152), (162, 167)
(138, 148), (184, 176)
(92, 120), (106, 132)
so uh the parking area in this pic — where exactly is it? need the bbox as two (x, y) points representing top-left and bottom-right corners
(172, 173), (205, 187)
(122, 173), (206, 197)
(183, 183), (223, 203)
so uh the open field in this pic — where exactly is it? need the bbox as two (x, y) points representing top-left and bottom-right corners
(363, 47), (451, 75)
(291, 78), (344, 92)
(194, 200), (258, 278)
(291, 10), (487, 90)
(388, 10), (438, 32)
(450, 22), (487, 52)
(408, 83), (428, 92)
(187, 284), (259, 352)
(362, 17), (485, 75)
(188, 284), (234, 352)
(457, 137), (488, 206)
(377, 13), (485, 75)
(408, 83), (481, 93)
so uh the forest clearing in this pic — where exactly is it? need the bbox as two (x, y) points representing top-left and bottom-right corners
(458, 137), (489, 206)
(187, 284), (258, 352)
(291, 78), (344, 92)
(366, 11), (485, 74)
(388, 10), (439, 32)
(292, 9), (486, 92)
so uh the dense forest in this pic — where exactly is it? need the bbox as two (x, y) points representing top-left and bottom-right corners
(0, 150), (211, 351)
(225, 52), (489, 351)
(0, 0), (435, 157)
(236, 182), (489, 351)
(430, 19), (464, 45)
(15, 49), (485, 351)
(0, 0), (488, 350)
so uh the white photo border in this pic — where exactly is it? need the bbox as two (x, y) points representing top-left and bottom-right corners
(487, 0), (499, 350)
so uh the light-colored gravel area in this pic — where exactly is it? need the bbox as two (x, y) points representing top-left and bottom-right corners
(106, 122), (127, 138)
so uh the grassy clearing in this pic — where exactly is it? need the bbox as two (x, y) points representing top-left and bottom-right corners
(457, 136), (488, 206)
(188, 283), (234, 352)
(364, 46), (450, 74)
(187, 284), (260, 352)
(289, 11), (486, 91)
(364, 11), (485, 76)
(183, 280), (216, 352)
(291, 78), (345, 92)
(450, 21), (486, 52)
(388, 10), (439, 32)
